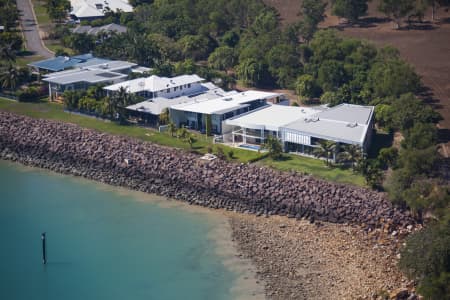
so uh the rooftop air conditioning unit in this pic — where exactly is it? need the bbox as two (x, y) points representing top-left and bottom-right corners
(347, 122), (358, 128)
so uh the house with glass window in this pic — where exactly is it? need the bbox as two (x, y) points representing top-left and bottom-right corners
(222, 103), (374, 156)
(42, 59), (137, 101)
(104, 74), (207, 100)
(169, 91), (282, 134)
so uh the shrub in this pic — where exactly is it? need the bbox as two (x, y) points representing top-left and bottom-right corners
(16, 87), (41, 102)
(227, 149), (234, 159)
(216, 146), (226, 160)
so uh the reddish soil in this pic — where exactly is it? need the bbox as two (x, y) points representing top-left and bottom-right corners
(263, 0), (450, 156)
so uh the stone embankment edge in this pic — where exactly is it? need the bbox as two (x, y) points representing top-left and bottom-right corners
(0, 111), (416, 231)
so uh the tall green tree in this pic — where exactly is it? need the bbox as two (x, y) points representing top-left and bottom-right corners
(367, 60), (420, 99)
(402, 122), (438, 150)
(298, 0), (327, 42)
(399, 220), (450, 299)
(236, 58), (265, 87)
(295, 74), (319, 102)
(46, 0), (70, 23)
(168, 122), (176, 137)
(331, 0), (369, 23)
(378, 0), (415, 28)
(207, 46), (236, 71)
(0, 64), (21, 90)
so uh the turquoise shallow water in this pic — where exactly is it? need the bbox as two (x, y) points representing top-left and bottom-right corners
(0, 161), (237, 300)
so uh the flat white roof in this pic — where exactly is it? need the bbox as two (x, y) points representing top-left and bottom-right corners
(282, 104), (375, 145)
(225, 104), (323, 131)
(314, 103), (373, 125)
(126, 85), (228, 115)
(78, 60), (136, 71)
(170, 91), (281, 115)
(43, 69), (127, 85)
(104, 74), (205, 93)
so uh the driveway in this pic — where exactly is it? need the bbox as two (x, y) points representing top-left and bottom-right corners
(16, 0), (54, 58)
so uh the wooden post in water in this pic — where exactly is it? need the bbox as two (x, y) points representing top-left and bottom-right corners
(41, 232), (46, 264)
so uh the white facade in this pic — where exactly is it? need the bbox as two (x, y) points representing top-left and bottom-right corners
(104, 75), (205, 100)
(222, 103), (375, 154)
(170, 91), (281, 134)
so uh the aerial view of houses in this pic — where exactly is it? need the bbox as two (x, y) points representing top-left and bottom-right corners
(0, 0), (449, 299)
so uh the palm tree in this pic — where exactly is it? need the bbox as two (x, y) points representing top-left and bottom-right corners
(314, 140), (336, 166)
(177, 127), (188, 140)
(338, 144), (362, 171)
(185, 133), (195, 149)
(168, 122), (176, 137)
(159, 108), (169, 125)
(0, 43), (16, 62)
(0, 64), (20, 91)
(109, 86), (134, 122)
(261, 135), (283, 159)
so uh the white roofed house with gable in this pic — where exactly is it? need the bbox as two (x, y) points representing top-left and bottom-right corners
(69, 0), (133, 20)
(105, 74), (226, 126)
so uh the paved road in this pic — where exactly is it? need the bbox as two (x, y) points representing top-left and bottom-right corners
(16, 0), (53, 58)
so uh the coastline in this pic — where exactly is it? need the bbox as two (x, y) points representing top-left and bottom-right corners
(0, 112), (418, 298)
(0, 159), (266, 300)
(228, 213), (413, 300)
(0, 112), (415, 230)
(1, 159), (414, 299)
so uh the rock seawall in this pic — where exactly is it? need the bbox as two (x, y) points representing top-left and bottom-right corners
(0, 112), (414, 230)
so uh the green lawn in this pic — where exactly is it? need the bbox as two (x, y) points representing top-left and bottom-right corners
(0, 98), (365, 186)
(32, 0), (51, 25)
(261, 155), (366, 186)
(45, 43), (74, 55)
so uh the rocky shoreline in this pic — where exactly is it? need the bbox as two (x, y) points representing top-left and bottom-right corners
(229, 214), (416, 300)
(0, 111), (419, 299)
(0, 112), (414, 231)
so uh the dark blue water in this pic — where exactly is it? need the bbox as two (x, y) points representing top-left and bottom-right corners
(0, 161), (239, 300)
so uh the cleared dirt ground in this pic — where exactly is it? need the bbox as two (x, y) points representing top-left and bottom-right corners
(264, 0), (450, 155)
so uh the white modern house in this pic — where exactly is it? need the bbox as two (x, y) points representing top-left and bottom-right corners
(104, 74), (207, 100)
(170, 91), (282, 134)
(222, 103), (374, 154)
(70, 0), (133, 20)
(105, 74), (225, 125)
(280, 103), (375, 154)
(42, 59), (137, 101)
(222, 104), (325, 145)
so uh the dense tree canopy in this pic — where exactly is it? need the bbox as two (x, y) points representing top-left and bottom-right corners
(331, 0), (369, 22)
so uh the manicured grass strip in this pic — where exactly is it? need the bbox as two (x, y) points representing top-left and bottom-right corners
(0, 98), (365, 186)
(262, 155), (366, 186)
